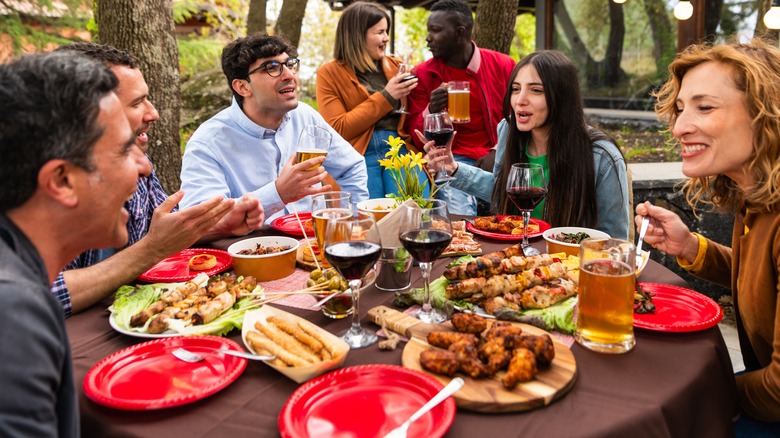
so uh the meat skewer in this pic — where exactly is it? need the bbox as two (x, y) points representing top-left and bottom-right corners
(446, 262), (568, 299)
(443, 249), (558, 281)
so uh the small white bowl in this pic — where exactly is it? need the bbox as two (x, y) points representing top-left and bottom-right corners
(227, 236), (299, 282)
(543, 227), (610, 257)
(357, 198), (399, 222)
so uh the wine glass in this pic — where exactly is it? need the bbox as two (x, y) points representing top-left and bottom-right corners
(394, 63), (415, 114)
(506, 163), (548, 256)
(398, 199), (452, 323)
(423, 112), (455, 184)
(323, 211), (382, 348)
(296, 125), (332, 169)
(311, 191), (352, 267)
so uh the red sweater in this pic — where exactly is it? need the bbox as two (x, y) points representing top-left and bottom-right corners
(405, 42), (515, 160)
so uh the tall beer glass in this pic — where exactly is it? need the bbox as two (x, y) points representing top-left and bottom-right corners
(447, 81), (470, 123)
(296, 125), (331, 169)
(575, 238), (636, 354)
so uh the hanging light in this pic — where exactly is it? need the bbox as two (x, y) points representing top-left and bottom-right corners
(674, 1), (694, 21)
(764, 0), (780, 30)
(612, 0), (627, 4)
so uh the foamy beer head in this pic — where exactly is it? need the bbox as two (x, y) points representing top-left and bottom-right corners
(447, 81), (470, 123)
(297, 125), (332, 168)
(575, 238), (636, 354)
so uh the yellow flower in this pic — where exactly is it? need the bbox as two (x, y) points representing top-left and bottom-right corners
(379, 135), (438, 202)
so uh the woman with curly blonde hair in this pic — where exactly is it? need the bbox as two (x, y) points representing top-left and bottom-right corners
(636, 38), (780, 433)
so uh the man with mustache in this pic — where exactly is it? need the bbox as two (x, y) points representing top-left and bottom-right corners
(180, 33), (368, 222)
(50, 43), (265, 316)
(0, 51), (143, 436)
(405, 0), (514, 215)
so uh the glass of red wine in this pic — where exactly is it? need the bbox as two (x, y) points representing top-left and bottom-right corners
(398, 199), (453, 323)
(323, 211), (382, 348)
(506, 163), (547, 255)
(423, 112), (455, 184)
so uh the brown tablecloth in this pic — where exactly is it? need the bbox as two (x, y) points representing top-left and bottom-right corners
(67, 230), (738, 438)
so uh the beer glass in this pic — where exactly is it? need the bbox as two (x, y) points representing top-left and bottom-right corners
(311, 191), (352, 266)
(296, 125), (331, 169)
(575, 238), (637, 354)
(447, 81), (470, 123)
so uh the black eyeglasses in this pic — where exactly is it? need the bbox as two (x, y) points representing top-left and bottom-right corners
(246, 58), (300, 78)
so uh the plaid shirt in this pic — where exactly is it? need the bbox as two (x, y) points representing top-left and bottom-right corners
(50, 168), (173, 317)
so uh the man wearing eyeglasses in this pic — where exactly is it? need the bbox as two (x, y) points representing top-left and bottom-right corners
(180, 33), (368, 222)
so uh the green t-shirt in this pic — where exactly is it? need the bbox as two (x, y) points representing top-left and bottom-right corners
(525, 153), (548, 219)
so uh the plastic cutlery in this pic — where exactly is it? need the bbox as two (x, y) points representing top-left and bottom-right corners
(637, 215), (650, 254)
(383, 377), (464, 438)
(172, 347), (275, 362)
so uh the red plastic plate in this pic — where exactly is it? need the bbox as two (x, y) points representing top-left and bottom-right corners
(633, 282), (724, 332)
(279, 364), (456, 438)
(138, 248), (231, 283)
(83, 336), (247, 410)
(270, 212), (314, 237)
(466, 216), (551, 241)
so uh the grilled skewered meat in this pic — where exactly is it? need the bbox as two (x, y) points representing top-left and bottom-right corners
(446, 262), (568, 300)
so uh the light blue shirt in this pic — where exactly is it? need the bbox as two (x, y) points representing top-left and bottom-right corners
(180, 99), (368, 223)
(450, 119), (630, 239)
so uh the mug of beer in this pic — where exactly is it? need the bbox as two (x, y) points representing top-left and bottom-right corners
(575, 238), (636, 354)
(447, 81), (470, 123)
(296, 125), (331, 169)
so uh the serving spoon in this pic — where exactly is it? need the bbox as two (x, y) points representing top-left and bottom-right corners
(172, 347), (275, 362)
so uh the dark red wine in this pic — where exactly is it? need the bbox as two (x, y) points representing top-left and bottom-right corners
(507, 186), (547, 211)
(423, 128), (454, 148)
(324, 241), (381, 281)
(399, 229), (453, 263)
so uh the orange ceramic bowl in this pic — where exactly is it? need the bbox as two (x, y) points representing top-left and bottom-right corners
(543, 227), (610, 257)
(227, 236), (299, 282)
(357, 198), (398, 222)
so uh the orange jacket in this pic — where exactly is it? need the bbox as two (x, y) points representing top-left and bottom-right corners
(315, 56), (412, 156)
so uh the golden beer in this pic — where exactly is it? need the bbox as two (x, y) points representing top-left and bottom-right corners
(576, 259), (636, 353)
(295, 149), (328, 170)
(312, 208), (351, 254)
(447, 82), (470, 124)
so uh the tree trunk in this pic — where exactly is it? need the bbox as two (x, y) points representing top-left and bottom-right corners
(474, 0), (516, 54)
(599, 1), (625, 86)
(97, 0), (182, 193)
(274, 0), (307, 48)
(554, 1), (595, 68)
(642, 0), (675, 79)
(247, 0), (267, 35)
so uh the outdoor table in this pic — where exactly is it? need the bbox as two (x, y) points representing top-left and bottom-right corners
(66, 227), (738, 438)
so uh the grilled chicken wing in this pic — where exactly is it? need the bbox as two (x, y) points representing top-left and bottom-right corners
(420, 349), (459, 376)
(451, 312), (488, 334)
(502, 348), (537, 388)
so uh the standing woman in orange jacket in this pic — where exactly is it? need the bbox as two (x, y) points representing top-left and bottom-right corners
(316, 1), (427, 199)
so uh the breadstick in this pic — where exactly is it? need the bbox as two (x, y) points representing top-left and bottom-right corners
(297, 319), (335, 360)
(254, 321), (320, 363)
(246, 331), (310, 367)
(268, 316), (324, 355)
(249, 342), (286, 368)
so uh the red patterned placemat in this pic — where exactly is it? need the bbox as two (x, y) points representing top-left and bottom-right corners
(259, 269), (318, 310)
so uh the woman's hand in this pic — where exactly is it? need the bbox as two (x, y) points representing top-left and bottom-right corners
(635, 201), (700, 263)
(414, 129), (457, 175)
(385, 71), (418, 101)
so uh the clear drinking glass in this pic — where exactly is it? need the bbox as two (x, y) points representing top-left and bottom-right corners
(296, 125), (332, 169)
(395, 63), (415, 114)
(506, 163), (547, 256)
(323, 212), (382, 348)
(311, 191), (352, 267)
(423, 112), (455, 184)
(398, 199), (452, 323)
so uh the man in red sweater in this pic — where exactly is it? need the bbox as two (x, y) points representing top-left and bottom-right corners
(406, 0), (515, 215)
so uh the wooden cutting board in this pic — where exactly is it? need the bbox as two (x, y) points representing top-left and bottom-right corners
(367, 306), (577, 413)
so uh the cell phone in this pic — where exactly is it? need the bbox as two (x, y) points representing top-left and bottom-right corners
(400, 75), (417, 83)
